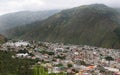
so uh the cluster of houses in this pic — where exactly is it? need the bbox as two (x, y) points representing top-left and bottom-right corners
(0, 40), (120, 75)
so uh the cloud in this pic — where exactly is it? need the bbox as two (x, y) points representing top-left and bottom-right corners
(0, 0), (45, 15)
(0, 0), (120, 15)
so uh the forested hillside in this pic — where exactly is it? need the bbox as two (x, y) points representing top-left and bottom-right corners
(5, 4), (120, 48)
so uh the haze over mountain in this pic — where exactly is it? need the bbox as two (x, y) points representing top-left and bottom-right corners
(0, 10), (60, 31)
(4, 4), (120, 48)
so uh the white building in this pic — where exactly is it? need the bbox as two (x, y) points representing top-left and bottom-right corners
(3, 41), (30, 47)
(16, 53), (28, 57)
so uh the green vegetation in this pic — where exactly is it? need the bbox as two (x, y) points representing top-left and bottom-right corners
(0, 34), (6, 44)
(67, 63), (73, 68)
(0, 10), (60, 31)
(0, 50), (66, 75)
(55, 55), (66, 60)
(105, 56), (114, 65)
(0, 50), (36, 75)
(39, 50), (54, 55)
(33, 64), (48, 75)
(33, 64), (66, 75)
(48, 72), (66, 75)
(114, 27), (120, 40)
(6, 4), (120, 48)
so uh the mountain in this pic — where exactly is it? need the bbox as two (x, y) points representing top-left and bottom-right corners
(0, 10), (60, 31)
(4, 4), (120, 48)
(0, 34), (7, 44)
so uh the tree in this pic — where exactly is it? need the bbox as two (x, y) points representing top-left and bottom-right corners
(67, 63), (73, 68)
(105, 56), (114, 66)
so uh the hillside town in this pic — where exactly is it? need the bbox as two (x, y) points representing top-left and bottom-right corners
(0, 40), (120, 75)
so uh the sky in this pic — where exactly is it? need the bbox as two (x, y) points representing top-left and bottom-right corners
(0, 0), (120, 15)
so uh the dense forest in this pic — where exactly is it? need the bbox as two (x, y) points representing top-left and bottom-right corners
(0, 51), (36, 75)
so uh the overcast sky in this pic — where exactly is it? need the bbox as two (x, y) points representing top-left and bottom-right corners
(0, 0), (120, 15)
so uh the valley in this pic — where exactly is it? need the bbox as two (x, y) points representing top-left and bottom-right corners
(0, 3), (120, 75)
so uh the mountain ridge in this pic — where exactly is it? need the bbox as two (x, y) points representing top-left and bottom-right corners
(4, 4), (120, 48)
(0, 10), (60, 31)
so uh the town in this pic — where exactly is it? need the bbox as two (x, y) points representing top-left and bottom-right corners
(0, 40), (120, 75)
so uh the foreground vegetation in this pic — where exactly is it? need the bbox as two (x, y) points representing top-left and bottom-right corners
(0, 51), (36, 75)
(0, 50), (66, 75)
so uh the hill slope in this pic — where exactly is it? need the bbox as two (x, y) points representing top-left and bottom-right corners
(5, 4), (120, 48)
(0, 34), (6, 44)
(0, 10), (60, 31)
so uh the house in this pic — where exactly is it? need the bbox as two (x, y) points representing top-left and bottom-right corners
(54, 48), (64, 52)
(16, 53), (28, 57)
